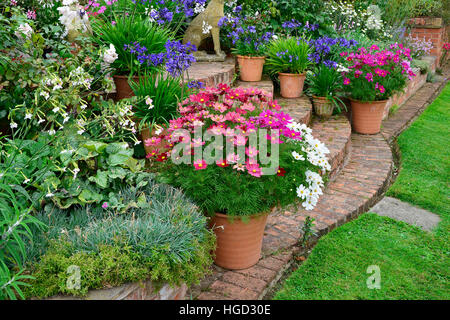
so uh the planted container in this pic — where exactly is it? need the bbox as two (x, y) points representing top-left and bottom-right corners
(350, 99), (388, 134)
(210, 213), (268, 270)
(279, 73), (306, 98)
(312, 96), (335, 118)
(113, 75), (141, 101)
(237, 55), (265, 82)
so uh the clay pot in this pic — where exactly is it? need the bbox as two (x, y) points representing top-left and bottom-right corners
(279, 73), (305, 98)
(113, 75), (141, 101)
(236, 55), (265, 82)
(209, 212), (268, 270)
(350, 98), (388, 134)
(312, 96), (335, 119)
(140, 124), (169, 156)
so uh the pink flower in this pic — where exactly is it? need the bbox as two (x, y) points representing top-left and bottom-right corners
(192, 138), (205, 147)
(234, 134), (247, 146)
(245, 146), (259, 158)
(365, 72), (374, 82)
(144, 137), (161, 146)
(102, 202), (108, 209)
(226, 153), (240, 164)
(343, 78), (350, 85)
(26, 10), (36, 20)
(193, 159), (207, 170)
(246, 163), (262, 177)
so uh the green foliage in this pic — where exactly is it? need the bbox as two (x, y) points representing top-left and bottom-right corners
(411, 0), (443, 17)
(265, 37), (312, 75)
(91, 13), (171, 75)
(0, 135), (153, 211)
(23, 181), (215, 298)
(129, 71), (188, 127)
(387, 83), (450, 237)
(275, 213), (449, 300)
(306, 65), (346, 112)
(0, 170), (45, 300)
(158, 142), (321, 217)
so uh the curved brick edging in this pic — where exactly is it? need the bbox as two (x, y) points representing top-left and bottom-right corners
(190, 64), (449, 301)
(278, 95), (313, 125)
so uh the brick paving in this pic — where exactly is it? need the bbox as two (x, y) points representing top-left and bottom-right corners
(187, 62), (449, 300)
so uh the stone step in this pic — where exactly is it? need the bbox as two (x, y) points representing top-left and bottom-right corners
(235, 75), (274, 96)
(185, 58), (235, 87)
(278, 94), (313, 125)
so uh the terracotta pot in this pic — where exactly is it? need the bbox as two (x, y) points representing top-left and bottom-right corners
(140, 124), (169, 156)
(312, 96), (335, 119)
(350, 98), (388, 134)
(236, 55), (265, 82)
(209, 212), (268, 270)
(113, 75), (141, 101)
(279, 73), (305, 98)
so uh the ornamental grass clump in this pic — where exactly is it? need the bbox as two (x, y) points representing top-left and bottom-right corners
(341, 43), (416, 102)
(265, 37), (312, 75)
(23, 181), (215, 298)
(149, 84), (331, 216)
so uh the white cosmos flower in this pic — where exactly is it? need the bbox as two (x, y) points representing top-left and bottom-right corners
(292, 151), (305, 161)
(296, 184), (308, 200)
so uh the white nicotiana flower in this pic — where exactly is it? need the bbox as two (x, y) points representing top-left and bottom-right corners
(202, 21), (212, 34)
(145, 96), (154, 110)
(73, 168), (80, 179)
(103, 44), (118, 65)
(15, 23), (33, 39)
(49, 129), (56, 135)
(77, 129), (85, 135)
(25, 113), (32, 120)
(40, 91), (50, 100)
(46, 191), (54, 197)
(194, 2), (205, 14)
(10, 122), (18, 129)
(52, 107), (60, 113)
(80, 104), (87, 110)
(23, 178), (30, 184)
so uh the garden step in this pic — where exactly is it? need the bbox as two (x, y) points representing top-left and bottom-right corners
(235, 75), (274, 96)
(278, 94), (313, 125)
(310, 115), (352, 180)
(185, 58), (235, 87)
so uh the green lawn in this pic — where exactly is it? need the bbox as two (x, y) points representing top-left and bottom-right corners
(274, 83), (450, 300)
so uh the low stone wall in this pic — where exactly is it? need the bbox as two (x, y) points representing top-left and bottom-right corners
(383, 66), (426, 119)
(43, 281), (187, 300)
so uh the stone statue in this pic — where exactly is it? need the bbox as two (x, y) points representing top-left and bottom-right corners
(183, 0), (226, 62)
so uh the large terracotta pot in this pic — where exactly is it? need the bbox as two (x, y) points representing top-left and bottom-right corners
(209, 212), (268, 270)
(312, 96), (334, 119)
(236, 55), (265, 82)
(113, 75), (141, 101)
(279, 73), (306, 98)
(350, 98), (388, 134)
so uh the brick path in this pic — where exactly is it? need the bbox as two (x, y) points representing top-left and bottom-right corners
(188, 63), (449, 300)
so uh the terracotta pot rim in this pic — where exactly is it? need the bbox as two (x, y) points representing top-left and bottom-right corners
(213, 212), (269, 220)
(236, 55), (266, 60)
(349, 97), (389, 103)
(278, 72), (306, 77)
(113, 74), (142, 80)
(312, 95), (329, 100)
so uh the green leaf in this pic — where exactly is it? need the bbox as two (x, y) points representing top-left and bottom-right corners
(88, 170), (108, 189)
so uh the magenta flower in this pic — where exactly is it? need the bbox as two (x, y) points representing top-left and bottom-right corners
(343, 78), (351, 85)
(365, 72), (374, 82)
(26, 10), (36, 20)
(193, 159), (207, 170)
(102, 202), (108, 209)
(144, 137), (161, 146)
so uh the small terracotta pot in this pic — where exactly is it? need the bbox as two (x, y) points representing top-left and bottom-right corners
(236, 55), (265, 82)
(279, 73), (305, 98)
(113, 75), (141, 101)
(350, 98), (388, 134)
(209, 212), (268, 270)
(140, 125), (169, 156)
(312, 96), (335, 119)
